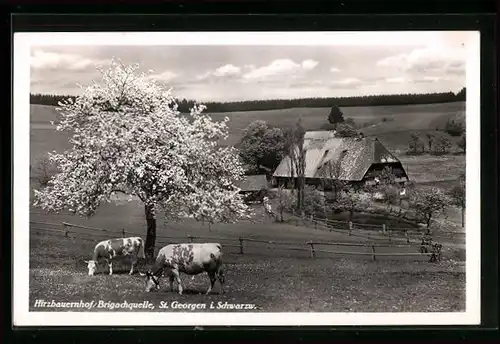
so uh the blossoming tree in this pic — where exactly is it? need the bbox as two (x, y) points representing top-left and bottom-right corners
(33, 60), (252, 259)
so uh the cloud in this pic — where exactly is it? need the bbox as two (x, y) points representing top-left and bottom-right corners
(31, 49), (105, 71)
(385, 77), (406, 84)
(213, 64), (241, 77)
(301, 59), (319, 70)
(411, 76), (442, 84)
(145, 70), (178, 82)
(376, 47), (466, 76)
(330, 77), (363, 87)
(242, 58), (317, 81)
(196, 63), (242, 81)
(330, 67), (341, 73)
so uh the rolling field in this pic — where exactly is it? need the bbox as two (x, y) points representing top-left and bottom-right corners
(27, 101), (466, 313)
(30, 102), (466, 183)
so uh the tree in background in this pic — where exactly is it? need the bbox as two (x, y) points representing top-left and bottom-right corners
(327, 105), (345, 128)
(281, 118), (306, 212)
(408, 132), (425, 154)
(433, 132), (453, 154)
(275, 185), (296, 222)
(448, 172), (465, 227)
(302, 185), (326, 217)
(335, 189), (370, 222)
(444, 118), (465, 137)
(408, 186), (450, 233)
(425, 132), (435, 153)
(238, 120), (285, 174)
(32, 59), (252, 260)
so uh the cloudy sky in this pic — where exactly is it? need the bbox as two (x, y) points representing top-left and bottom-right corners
(29, 32), (468, 102)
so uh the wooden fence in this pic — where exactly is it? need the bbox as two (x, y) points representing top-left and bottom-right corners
(289, 210), (463, 246)
(30, 220), (442, 262)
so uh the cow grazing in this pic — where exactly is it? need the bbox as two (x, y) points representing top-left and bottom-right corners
(144, 243), (225, 295)
(84, 237), (145, 276)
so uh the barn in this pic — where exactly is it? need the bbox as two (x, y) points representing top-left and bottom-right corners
(236, 174), (269, 204)
(272, 131), (409, 191)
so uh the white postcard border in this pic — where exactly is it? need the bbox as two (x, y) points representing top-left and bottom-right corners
(13, 31), (481, 327)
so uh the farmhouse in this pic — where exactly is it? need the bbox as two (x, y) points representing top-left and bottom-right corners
(236, 174), (269, 204)
(272, 131), (409, 190)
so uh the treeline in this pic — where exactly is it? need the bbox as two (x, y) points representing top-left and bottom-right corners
(31, 88), (466, 113)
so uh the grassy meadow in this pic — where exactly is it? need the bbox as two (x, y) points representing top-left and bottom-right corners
(27, 101), (467, 313)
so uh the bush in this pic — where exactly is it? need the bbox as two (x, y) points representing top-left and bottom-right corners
(432, 132), (453, 154)
(408, 132), (425, 155)
(345, 117), (356, 127)
(336, 123), (359, 137)
(444, 118), (465, 137)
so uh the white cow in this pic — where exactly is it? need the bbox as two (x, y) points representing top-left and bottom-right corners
(84, 237), (145, 276)
(144, 243), (225, 295)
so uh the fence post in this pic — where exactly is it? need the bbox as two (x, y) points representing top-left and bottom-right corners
(382, 224), (386, 234)
(348, 221), (353, 236)
(371, 244), (376, 261)
(122, 229), (126, 238)
(238, 238), (244, 254)
(307, 241), (316, 259)
(405, 230), (409, 244)
(313, 215), (317, 229)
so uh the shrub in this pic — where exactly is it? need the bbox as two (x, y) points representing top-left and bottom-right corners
(444, 118), (465, 137)
(408, 132), (425, 154)
(433, 132), (453, 154)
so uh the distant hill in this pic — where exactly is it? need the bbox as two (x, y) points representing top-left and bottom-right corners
(31, 88), (466, 113)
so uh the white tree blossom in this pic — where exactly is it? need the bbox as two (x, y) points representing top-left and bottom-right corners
(32, 59), (253, 256)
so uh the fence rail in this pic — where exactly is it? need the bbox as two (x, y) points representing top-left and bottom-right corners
(289, 210), (463, 246)
(30, 220), (441, 262)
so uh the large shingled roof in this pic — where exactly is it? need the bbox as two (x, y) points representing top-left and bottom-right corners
(273, 131), (401, 181)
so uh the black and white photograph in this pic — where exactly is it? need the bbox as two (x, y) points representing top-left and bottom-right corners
(13, 31), (480, 326)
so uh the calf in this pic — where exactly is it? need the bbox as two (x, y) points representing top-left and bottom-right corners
(84, 237), (145, 276)
(144, 243), (225, 295)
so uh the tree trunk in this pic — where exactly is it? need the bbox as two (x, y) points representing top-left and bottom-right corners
(144, 204), (156, 261)
(426, 213), (432, 234)
(461, 207), (465, 227)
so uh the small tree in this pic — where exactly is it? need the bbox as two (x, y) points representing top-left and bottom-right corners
(408, 186), (450, 233)
(275, 185), (296, 222)
(448, 173), (465, 227)
(408, 132), (425, 154)
(32, 59), (252, 260)
(335, 190), (370, 222)
(444, 118), (465, 137)
(425, 132), (435, 153)
(433, 132), (453, 154)
(457, 134), (466, 153)
(302, 185), (325, 217)
(328, 105), (345, 127)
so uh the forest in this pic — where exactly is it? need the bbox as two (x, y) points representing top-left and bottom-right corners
(30, 87), (466, 113)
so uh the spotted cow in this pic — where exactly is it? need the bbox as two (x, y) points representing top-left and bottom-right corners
(144, 243), (225, 295)
(84, 237), (145, 276)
